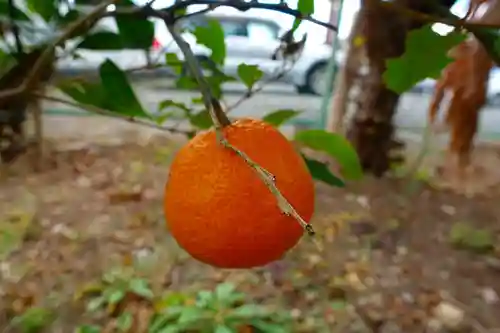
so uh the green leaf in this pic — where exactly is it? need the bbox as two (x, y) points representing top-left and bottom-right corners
(250, 320), (289, 333)
(106, 289), (126, 304)
(215, 283), (237, 302)
(237, 63), (263, 90)
(297, 0), (314, 16)
(149, 307), (184, 332)
(174, 7), (187, 18)
(78, 32), (124, 50)
(262, 109), (301, 127)
(99, 60), (150, 118)
(292, 0), (315, 32)
(115, 13), (154, 49)
(58, 81), (108, 109)
(193, 19), (226, 65)
(176, 76), (198, 90)
(166, 52), (182, 75)
(177, 307), (208, 325)
(11, 307), (55, 332)
(215, 325), (236, 333)
(116, 312), (133, 332)
(302, 156), (345, 187)
(26, 0), (56, 21)
(192, 96), (204, 104)
(0, 1), (30, 20)
(152, 325), (183, 333)
(128, 278), (154, 299)
(189, 110), (212, 129)
(159, 100), (190, 113)
(86, 296), (106, 312)
(206, 75), (225, 99)
(196, 290), (215, 308)
(157, 99), (191, 122)
(383, 24), (467, 93)
(330, 300), (348, 310)
(75, 325), (102, 333)
(294, 129), (362, 180)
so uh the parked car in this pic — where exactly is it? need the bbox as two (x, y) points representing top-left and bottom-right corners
(4, 4), (338, 95)
(153, 10), (338, 95)
(0, 3), (152, 75)
(57, 5), (151, 74)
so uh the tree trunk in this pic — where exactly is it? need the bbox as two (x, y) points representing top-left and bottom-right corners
(345, 0), (457, 177)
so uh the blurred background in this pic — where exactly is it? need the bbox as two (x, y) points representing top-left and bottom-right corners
(26, 0), (500, 145)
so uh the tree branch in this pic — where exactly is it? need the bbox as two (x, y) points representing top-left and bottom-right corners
(0, 0), (118, 102)
(34, 92), (195, 136)
(380, 0), (500, 66)
(165, 20), (231, 130)
(226, 63), (293, 113)
(116, 0), (337, 31)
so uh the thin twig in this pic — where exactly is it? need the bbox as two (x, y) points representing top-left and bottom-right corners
(380, 0), (500, 30)
(165, 20), (230, 129)
(218, 137), (315, 235)
(34, 93), (195, 136)
(114, 0), (337, 31)
(226, 63), (294, 113)
(52, 62), (181, 86)
(178, 7), (217, 21)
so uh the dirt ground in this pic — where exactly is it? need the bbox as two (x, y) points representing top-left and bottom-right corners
(0, 135), (499, 333)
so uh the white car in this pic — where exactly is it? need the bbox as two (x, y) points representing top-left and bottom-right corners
(10, 3), (337, 95)
(152, 10), (337, 95)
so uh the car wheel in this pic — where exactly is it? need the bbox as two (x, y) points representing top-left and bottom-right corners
(304, 62), (328, 95)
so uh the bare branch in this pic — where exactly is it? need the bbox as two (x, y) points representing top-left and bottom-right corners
(34, 92), (195, 136)
(165, 19), (230, 129)
(226, 64), (294, 113)
(112, 0), (337, 31)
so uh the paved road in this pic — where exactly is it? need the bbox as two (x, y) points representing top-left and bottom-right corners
(43, 78), (500, 140)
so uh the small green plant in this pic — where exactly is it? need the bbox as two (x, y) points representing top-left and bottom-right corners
(78, 267), (154, 316)
(74, 324), (103, 333)
(9, 306), (55, 333)
(149, 282), (292, 333)
(449, 222), (496, 254)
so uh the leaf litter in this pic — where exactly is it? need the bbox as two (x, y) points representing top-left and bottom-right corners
(0, 138), (499, 332)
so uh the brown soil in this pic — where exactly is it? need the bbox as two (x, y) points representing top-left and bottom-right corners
(0, 138), (499, 333)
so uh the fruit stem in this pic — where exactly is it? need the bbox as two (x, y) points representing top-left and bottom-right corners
(219, 138), (315, 236)
(165, 21), (231, 130)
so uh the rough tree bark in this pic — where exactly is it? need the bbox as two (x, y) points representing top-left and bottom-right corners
(344, 0), (458, 177)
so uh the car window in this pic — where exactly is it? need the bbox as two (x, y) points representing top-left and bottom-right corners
(247, 21), (279, 42)
(180, 17), (247, 37)
(180, 16), (208, 30)
(219, 20), (247, 37)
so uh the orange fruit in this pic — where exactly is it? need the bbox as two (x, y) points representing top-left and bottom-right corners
(163, 118), (315, 268)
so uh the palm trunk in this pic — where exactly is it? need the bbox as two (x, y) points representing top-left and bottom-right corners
(345, 0), (457, 177)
